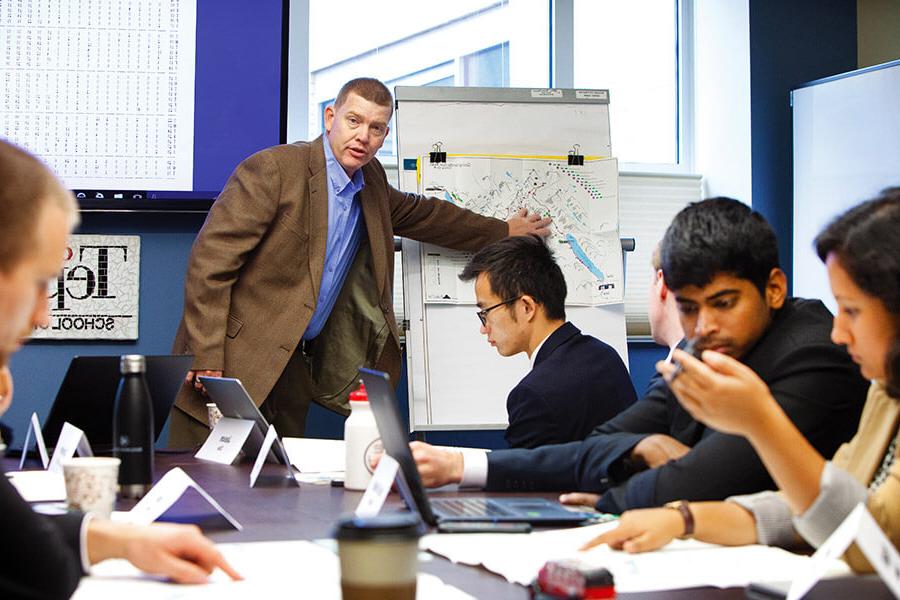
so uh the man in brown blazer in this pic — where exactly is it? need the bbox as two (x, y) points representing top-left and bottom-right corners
(169, 78), (551, 446)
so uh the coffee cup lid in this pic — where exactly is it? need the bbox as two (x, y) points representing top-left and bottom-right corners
(334, 513), (422, 542)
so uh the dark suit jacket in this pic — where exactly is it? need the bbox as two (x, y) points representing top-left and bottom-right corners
(1, 471), (84, 599)
(505, 322), (636, 448)
(171, 137), (507, 432)
(486, 298), (869, 513)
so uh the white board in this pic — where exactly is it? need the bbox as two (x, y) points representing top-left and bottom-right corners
(395, 86), (627, 430)
(792, 60), (900, 314)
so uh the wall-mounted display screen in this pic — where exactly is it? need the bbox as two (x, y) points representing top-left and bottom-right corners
(1, 0), (287, 211)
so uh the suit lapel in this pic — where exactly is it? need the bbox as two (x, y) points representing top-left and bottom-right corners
(359, 163), (387, 299)
(308, 136), (329, 301)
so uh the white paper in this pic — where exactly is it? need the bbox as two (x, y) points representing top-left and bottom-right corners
(76, 434), (94, 458)
(419, 156), (623, 306)
(48, 422), (91, 474)
(249, 425), (277, 487)
(282, 437), (345, 473)
(422, 521), (850, 593)
(71, 539), (474, 599)
(6, 470), (67, 502)
(114, 467), (241, 530)
(195, 418), (256, 465)
(293, 472), (345, 485)
(787, 503), (900, 600)
(19, 412), (49, 469)
(856, 502), (900, 597)
(355, 454), (399, 518)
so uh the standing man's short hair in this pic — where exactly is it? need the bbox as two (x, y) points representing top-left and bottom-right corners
(459, 235), (567, 321)
(334, 78), (394, 116)
(0, 140), (78, 273)
(660, 197), (779, 294)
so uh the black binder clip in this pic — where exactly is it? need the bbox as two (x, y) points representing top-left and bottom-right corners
(567, 145), (584, 166)
(430, 142), (447, 163)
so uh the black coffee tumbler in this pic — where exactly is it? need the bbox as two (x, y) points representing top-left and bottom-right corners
(113, 354), (154, 498)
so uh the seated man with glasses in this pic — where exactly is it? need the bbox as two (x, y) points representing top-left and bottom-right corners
(409, 199), (869, 515)
(460, 235), (636, 449)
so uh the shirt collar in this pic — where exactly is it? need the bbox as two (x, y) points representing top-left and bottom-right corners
(323, 135), (365, 196)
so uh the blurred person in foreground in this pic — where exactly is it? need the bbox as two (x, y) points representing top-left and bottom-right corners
(0, 139), (240, 599)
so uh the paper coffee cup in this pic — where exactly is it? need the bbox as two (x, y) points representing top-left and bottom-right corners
(334, 513), (421, 600)
(206, 403), (223, 429)
(62, 456), (120, 519)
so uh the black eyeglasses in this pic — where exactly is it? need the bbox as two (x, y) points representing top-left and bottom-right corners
(476, 297), (521, 326)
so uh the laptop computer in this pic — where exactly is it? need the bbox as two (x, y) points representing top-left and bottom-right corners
(359, 367), (587, 526)
(43, 354), (194, 453)
(197, 376), (292, 466)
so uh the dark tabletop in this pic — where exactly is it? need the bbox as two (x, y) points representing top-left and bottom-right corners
(9, 452), (892, 599)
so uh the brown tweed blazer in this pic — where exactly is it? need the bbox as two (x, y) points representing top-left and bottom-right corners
(171, 136), (507, 425)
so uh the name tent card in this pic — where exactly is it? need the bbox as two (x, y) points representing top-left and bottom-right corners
(355, 454), (400, 519)
(249, 425), (298, 488)
(19, 412), (50, 469)
(787, 503), (900, 600)
(48, 422), (93, 474)
(194, 417), (255, 465)
(115, 467), (242, 530)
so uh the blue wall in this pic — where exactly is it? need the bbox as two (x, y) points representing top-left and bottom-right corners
(748, 0), (857, 288)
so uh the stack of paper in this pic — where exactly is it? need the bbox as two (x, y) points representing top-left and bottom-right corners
(73, 539), (473, 599)
(281, 437), (346, 483)
(422, 521), (852, 592)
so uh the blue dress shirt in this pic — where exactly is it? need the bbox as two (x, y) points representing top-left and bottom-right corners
(302, 138), (365, 340)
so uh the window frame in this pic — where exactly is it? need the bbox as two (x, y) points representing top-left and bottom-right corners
(289, 0), (701, 338)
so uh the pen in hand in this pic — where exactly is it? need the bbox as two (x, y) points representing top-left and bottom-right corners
(668, 337), (703, 381)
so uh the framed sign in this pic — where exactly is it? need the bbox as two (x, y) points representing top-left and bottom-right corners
(32, 235), (141, 340)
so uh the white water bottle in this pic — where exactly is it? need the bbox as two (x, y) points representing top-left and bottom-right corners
(344, 382), (382, 491)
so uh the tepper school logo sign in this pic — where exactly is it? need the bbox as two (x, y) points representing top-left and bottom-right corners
(32, 235), (140, 341)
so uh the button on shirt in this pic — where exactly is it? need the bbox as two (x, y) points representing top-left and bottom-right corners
(302, 139), (365, 340)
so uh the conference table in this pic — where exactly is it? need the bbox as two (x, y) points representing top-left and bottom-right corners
(10, 452), (891, 598)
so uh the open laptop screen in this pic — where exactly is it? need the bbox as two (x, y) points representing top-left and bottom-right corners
(43, 355), (193, 451)
(359, 367), (438, 525)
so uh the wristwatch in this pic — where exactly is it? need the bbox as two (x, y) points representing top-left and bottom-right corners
(665, 499), (695, 538)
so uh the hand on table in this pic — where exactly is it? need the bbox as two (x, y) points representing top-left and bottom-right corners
(369, 442), (463, 487)
(630, 434), (690, 469)
(88, 521), (242, 584)
(580, 508), (683, 553)
(185, 370), (223, 395)
(409, 441), (464, 487)
(507, 208), (552, 238)
(657, 348), (777, 437)
(558, 492), (601, 508)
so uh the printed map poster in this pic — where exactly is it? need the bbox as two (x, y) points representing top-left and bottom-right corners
(31, 235), (140, 340)
(419, 156), (623, 305)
